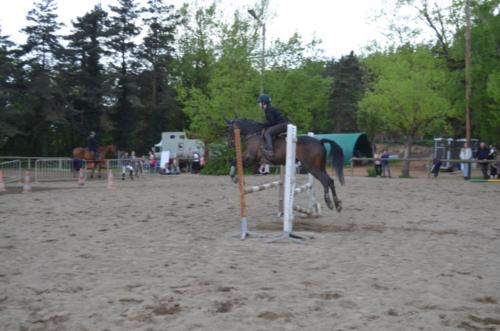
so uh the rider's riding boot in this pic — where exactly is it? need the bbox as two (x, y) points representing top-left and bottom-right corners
(264, 132), (273, 152)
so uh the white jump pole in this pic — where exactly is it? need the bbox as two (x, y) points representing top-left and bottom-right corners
(283, 124), (297, 234)
(269, 124), (305, 243)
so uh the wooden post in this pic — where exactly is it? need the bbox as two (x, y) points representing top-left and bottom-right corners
(234, 128), (248, 239)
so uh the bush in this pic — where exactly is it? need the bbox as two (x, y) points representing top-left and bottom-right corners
(200, 142), (235, 175)
(367, 167), (376, 177)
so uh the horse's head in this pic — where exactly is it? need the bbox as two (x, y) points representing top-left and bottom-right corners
(225, 118), (264, 148)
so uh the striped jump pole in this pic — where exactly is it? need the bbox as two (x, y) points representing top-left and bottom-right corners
(234, 128), (249, 240)
(244, 180), (281, 194)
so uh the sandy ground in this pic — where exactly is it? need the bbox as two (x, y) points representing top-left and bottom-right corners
(1, 173), (499, 331)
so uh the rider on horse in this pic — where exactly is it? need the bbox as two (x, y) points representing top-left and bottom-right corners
(258, 95), (290, 159)
(87, 131), (99, 160)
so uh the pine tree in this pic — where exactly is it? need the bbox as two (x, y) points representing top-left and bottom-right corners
(0, 28), (22, 152)
(20, 0), (65, 156)
(325, 52), (366, 132)
(106, 0), (142, 149)
(64, 5), (109, 146)
(137, 0), (182, 152)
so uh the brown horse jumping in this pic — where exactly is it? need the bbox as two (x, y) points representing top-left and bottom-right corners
(226, 118), (345, 212)
(72, 144), (117, 179)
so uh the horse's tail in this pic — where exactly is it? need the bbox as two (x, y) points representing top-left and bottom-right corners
(320, 139), (345, 185)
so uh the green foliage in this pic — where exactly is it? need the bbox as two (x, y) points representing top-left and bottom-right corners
(265, 60), (331, 132)
(359, 46), (451, 139)
(107, 0), (143, 149)
(359, 45), (452, 176)
(446, 1), (500, 143)
(367, 168), (376, 177)
(2, 0), (498, 160)
(324, 51), (367, 132)
(199, 142), (235, 175)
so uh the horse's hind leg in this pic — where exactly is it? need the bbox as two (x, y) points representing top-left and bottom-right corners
(308, 168), (342, 212)
(327, 175), (342, 212)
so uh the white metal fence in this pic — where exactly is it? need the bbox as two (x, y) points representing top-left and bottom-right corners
(34, 158), (84, 182)
(0, 160), (22, 184)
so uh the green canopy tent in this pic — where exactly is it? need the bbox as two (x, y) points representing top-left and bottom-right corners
(312, 133), (373, 163)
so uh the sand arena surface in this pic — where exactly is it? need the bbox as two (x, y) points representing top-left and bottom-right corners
(0, 174), (499, 330)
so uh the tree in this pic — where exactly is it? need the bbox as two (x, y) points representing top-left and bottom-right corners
(359, 46), (451, 176)
(176, 3), (217, 96)
(447, 0), (500, 143)
(106, 0), (142, 149)
(63, 5), (109, 148)
(265, 60), (331, 132)
(0, 28), (23, 151)
(20, 0), (65, 156)
(137, 0), (182, 152)
(179, 8), (258, 141)
(324, 51), (366, 132)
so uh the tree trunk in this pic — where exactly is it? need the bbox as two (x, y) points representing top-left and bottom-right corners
(402, 136), (414, 177)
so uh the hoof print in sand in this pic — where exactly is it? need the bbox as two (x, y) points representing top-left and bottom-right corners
(152, 303), (181, 316)
(257, 311), (293, 322)
(214, 300), (233, 313)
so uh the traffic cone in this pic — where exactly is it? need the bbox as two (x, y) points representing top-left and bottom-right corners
(23, 171), (32, 193)
(78, 168), (85, 187)
(0, 170), (6, 192)
(107, 170), (115, 190)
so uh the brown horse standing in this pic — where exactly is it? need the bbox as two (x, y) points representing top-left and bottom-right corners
(72, 144), (117, 179)
(226, 118), (345, 212)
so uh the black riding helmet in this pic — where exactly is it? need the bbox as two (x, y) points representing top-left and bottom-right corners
(257, 94), (271, 105)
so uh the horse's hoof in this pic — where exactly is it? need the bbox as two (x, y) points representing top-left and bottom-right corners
(335, 201), (343, 212)
(231, 176), (238, 184)
(326, 199), (334, 210)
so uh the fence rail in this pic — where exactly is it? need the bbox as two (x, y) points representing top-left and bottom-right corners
(0, 160), (22, 183)
(34, 158), (82, 182)
(349, 157), (498, 177)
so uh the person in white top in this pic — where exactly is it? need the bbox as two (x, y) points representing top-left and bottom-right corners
(459, 142), (473, 180)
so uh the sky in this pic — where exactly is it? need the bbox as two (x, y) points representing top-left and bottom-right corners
(0, 0), (395, 58)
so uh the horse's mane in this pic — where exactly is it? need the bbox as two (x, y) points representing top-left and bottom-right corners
(232, 118), (265, 136)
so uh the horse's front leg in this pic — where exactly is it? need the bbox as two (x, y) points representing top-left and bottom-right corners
(229, 154), (255, 184)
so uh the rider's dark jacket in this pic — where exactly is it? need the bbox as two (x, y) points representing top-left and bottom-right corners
(87, 136), (98, 152)
(263, 106), (289, 127)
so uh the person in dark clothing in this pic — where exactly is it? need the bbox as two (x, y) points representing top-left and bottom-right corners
(430, 158), (442, 177)
(476, 142), (490, 179)
(258, 94), (290, 159)
(488, 145), (498, 179)
(86, 131), (99, 160)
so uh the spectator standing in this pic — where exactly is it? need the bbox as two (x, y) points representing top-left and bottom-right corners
(430, 158), (442, 178)
(459, 142), (472, 180)
(476, 142), (490, 179)
(488, 146), (498, 179)
(373, 152), (382, 177)
(191, 152), (201, 174)
(121, 151), (134, 180)
(381, 150), (391, 178)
